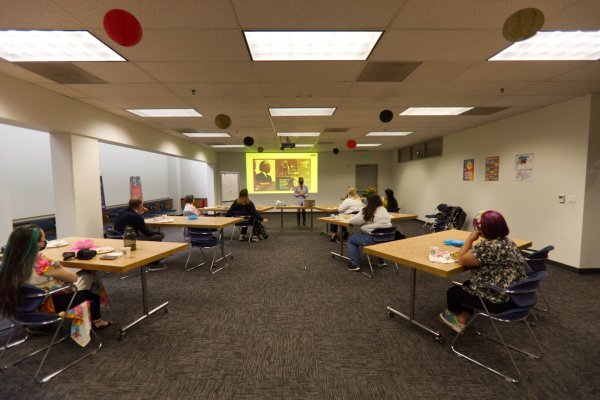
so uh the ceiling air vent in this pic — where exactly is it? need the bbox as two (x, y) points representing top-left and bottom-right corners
(357, 62), (422, 82)
(323, 127), (350, 133)
(15, 62), (106, 84)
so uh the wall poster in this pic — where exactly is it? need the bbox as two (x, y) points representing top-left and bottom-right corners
(130, 176), (143, 200)
(515, 153), (534, 181)
(485, 156), (500, 181)
(463, 159), (474, 181)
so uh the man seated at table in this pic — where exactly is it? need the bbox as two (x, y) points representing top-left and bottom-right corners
(114, 198), (165, 241)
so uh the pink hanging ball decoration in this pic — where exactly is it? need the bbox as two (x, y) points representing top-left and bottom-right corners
(346, 139), (357, 149)
(103, 9), (143, 47)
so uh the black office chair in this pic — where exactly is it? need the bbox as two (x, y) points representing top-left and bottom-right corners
(185, 227), (226, 274)
(103, 229), (123, 239)
(521, 245), (555, 312)
(422, 204), (449, 233)
(0, 284), (102, 383)
(450, 271), (548, 383)
(361, 226), (399, 278)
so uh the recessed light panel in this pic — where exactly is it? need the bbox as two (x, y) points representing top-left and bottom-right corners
(356, 143), (382, 147)
(366, 132), (412, 136)
(244, 31), (382, 61)
(295, 144), (314, 148)
(183, 133), (231, 138)
(490, 31), (600, 61)
(400, 107), (473, 116)
(0, 30), (125, 62)
(210, 144), (245, 148)
(277, 132), (321, 137)
(126, 109), (203, 117)
(269, 108), (336, 116)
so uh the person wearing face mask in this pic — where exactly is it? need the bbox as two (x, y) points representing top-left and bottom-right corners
(293, 177), (309, 226)
(0, 225), (112, 330)
(114, 198), (165, 241)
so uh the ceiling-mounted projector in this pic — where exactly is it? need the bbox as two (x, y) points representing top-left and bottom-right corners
(280, 137), (295, 150)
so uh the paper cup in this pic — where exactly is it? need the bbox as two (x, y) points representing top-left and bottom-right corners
(429, 246), (439, 256)
(122, 247), (132, 258)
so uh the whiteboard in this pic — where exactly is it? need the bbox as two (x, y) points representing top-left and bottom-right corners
(220, 171), (239, 203)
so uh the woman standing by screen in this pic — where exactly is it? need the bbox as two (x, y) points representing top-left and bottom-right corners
(293, 177), (309, 226)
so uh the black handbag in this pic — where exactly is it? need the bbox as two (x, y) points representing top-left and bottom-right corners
(76, 249), (97, 260)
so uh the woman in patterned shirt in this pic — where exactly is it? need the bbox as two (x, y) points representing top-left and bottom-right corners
(439, 210), (527, 333)
(0, 224), (112, 330)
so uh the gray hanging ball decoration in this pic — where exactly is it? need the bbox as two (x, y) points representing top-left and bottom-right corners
(214, 114), (232, 129)
(502, 8), (544, 42)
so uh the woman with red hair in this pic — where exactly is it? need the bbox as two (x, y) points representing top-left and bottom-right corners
(439, 210), (528, 333)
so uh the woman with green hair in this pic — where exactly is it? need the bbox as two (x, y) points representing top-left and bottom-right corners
(0, 224), (111, 329)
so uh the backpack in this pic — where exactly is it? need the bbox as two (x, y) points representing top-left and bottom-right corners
(253, 222), (268, 240)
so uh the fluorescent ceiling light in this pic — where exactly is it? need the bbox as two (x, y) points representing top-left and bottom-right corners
(183, 132), (231, 138)
(126, 109), (203, 117)
(269, 108), (336, 116)
(490, 31), (600, 61)
(295, 144), (314, 148)
(366, 131), (412, 137)
(210, 144), (245, 148)
(277, 132), (321, 137)
(356, 143), (382, 147)
(244, 31), (382, 61)
(400, 107), (473, 116)
(0, 30), (125, 62)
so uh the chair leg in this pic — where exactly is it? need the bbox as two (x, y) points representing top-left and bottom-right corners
(362, 255), (374, 278)
(185, 246), (208, 272)
(534, 287), (550, 312)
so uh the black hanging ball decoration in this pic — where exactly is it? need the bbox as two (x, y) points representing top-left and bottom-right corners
(257, 146), (264, 153)
(243, 136), (254, 146)
(333, 148), (339, 154)
(379, 109), (394, 123)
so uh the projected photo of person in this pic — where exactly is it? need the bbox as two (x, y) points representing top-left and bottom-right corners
(254, 160), (275, 191)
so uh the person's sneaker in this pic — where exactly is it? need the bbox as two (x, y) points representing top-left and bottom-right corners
(377, 260), (387, 267)
(439, 311), (464, 333)
(251, 236), (259, 242)
(239, 235), (246, 241)
(346, 262), (360, 271)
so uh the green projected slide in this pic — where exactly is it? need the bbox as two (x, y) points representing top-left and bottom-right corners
(246, 153), (318, 194)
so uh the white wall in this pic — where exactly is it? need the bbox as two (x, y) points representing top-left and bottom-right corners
(392, 96), (592, 268)
(216, 151), (394, 206)
(0, 125), (55, 219)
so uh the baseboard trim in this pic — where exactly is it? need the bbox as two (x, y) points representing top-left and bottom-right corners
(548, 260), (600, 274)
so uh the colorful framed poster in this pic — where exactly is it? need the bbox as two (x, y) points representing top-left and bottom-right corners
(485, 156), (500, 181)
(463, 159), (474, 181)
(130, 176), (143, 200)
(515, 153), (534, 181)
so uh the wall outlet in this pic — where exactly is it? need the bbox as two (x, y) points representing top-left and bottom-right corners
(558, 194), (565, 204)
(567, 194), (577, 204)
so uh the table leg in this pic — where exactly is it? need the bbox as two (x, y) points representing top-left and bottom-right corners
(119, 265), (169, 340)
(310, 207), (314, 230)
(280, 208), (284, 232)
(386, 268), (443, 342)
(330, 225), (350, 261)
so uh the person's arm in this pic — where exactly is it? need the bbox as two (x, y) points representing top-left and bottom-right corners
(457, 231), (481, 267)
(304, 185), (309, 198)
(133, 214), (159, 237)
(348, 212), (365, 226)
(45, 262), (78, 284)
(338, 199), (350, 214)
(248, 202), (263, 221)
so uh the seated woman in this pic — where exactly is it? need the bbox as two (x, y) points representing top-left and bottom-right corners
(439, 210), (528, 333)
(346, 194), (392, 271)
(0, 225), (111, 330)
(182, 194), (200, 216)
(383, 188), (399, 212)
(226, 189), (269, 242)
(329, 186), (363, 242)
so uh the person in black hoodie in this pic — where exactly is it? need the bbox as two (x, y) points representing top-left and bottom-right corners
(384, 188), (399, 213)
(114, 198), (164, 241)
(227, 189), (269, 241)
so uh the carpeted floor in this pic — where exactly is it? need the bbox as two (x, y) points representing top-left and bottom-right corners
(1, 215), (599, 399)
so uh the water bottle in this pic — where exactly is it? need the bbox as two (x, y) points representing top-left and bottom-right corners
(123, 226), (137, 251)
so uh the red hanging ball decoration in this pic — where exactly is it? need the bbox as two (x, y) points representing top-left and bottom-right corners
(103, 9), (143, 47)
(346, 140), (357, 149)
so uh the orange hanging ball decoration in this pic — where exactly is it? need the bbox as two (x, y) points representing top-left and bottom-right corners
(103, 9), (143, 47)
(346, 140), (357, 149)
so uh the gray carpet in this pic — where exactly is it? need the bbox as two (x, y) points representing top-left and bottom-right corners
(1, 215), (599, 399)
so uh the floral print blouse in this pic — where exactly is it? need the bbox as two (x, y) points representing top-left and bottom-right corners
(465, 237), (528, 303)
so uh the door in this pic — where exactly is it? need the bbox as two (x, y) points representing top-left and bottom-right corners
(355, 164), (378, 196)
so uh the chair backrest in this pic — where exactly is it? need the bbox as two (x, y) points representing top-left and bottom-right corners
(229, 211), (252, 227)
(188, 227), (220, 247)
(523, 245), (554, 272)
(14, 285), (47, 314)
(506, 271), (549, 308)
(451, 207), (467, 229)
(104, 229), (124, 239)
(368, 227), (397, 243)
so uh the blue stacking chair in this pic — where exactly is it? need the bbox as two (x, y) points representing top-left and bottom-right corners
(450, 271), (548, 383)
(185, 227), (226, 274)
(361, 226), (399, 278)
(0, 284), (102, 383)
(228, 211), (255, 243)
(521, 245), (554, 312)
